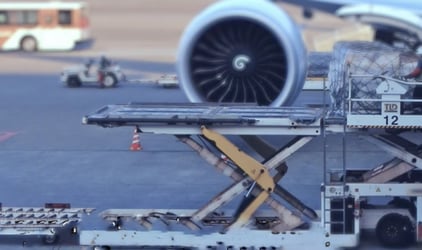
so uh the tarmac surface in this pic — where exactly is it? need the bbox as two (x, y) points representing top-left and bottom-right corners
(0, 0), (421, 249)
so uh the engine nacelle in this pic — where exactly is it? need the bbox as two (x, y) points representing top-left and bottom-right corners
(177, 0), (307, 106)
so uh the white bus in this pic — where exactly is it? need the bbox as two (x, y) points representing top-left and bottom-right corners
(0, 1), (90, 51)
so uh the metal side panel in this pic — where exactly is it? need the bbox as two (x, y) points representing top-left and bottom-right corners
(347, 114), (422, 129)
(80, 223), (359, 250)
(82, 103), (323, 135)
(339, 183), (422, 197)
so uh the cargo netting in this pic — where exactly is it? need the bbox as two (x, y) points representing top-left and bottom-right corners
(327, 41), (418, 115)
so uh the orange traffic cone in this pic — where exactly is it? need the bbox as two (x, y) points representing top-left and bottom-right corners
(130, 128), (142, 151)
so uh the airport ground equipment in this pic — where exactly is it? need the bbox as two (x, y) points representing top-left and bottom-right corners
(128, 74), (180, 88)
(80, 72), (422, 249)
(5, 72), (420, 249)
(60, 57), (125, 88)
(155, 74), (179, 88)
(0, 203), (94, 244)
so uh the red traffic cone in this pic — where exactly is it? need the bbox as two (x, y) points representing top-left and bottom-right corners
(130, 128), (142, 151)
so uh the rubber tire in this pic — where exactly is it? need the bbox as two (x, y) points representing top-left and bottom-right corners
(20, 36), (38, 52)
(103, 74), (117, 88)
(67, 76), (81, 87)
(375, 213), (414, 248)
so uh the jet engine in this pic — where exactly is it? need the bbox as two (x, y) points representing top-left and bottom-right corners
(177, 0), (308, 106)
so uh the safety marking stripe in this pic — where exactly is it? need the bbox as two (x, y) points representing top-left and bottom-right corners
(347, 125), (422, 129)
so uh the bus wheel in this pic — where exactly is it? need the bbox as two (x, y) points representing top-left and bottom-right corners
(67, 76), (81, 87)
(20, 36), (38, 52)
(103, 74), (117, 88)
(375, 213), (414, 247)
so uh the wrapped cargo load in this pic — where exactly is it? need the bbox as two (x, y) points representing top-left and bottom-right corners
(307, 52), (332, 78)
(327, 41), (418, 115)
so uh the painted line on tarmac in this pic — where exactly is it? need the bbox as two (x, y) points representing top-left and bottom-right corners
(0, 132), (18, 142)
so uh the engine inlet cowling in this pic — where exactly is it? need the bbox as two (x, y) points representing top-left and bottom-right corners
(177, 0), (307, 106)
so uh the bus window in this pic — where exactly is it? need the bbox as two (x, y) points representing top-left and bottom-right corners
(0, 11), (8, 25)
(58, 10), (72, 25)
(24, 11), (37, 25)
(9, 11), (38, 25)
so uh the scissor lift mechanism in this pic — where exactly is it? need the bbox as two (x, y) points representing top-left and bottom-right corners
(82, 104), (358, 249)
(83, 104), (323, 227)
